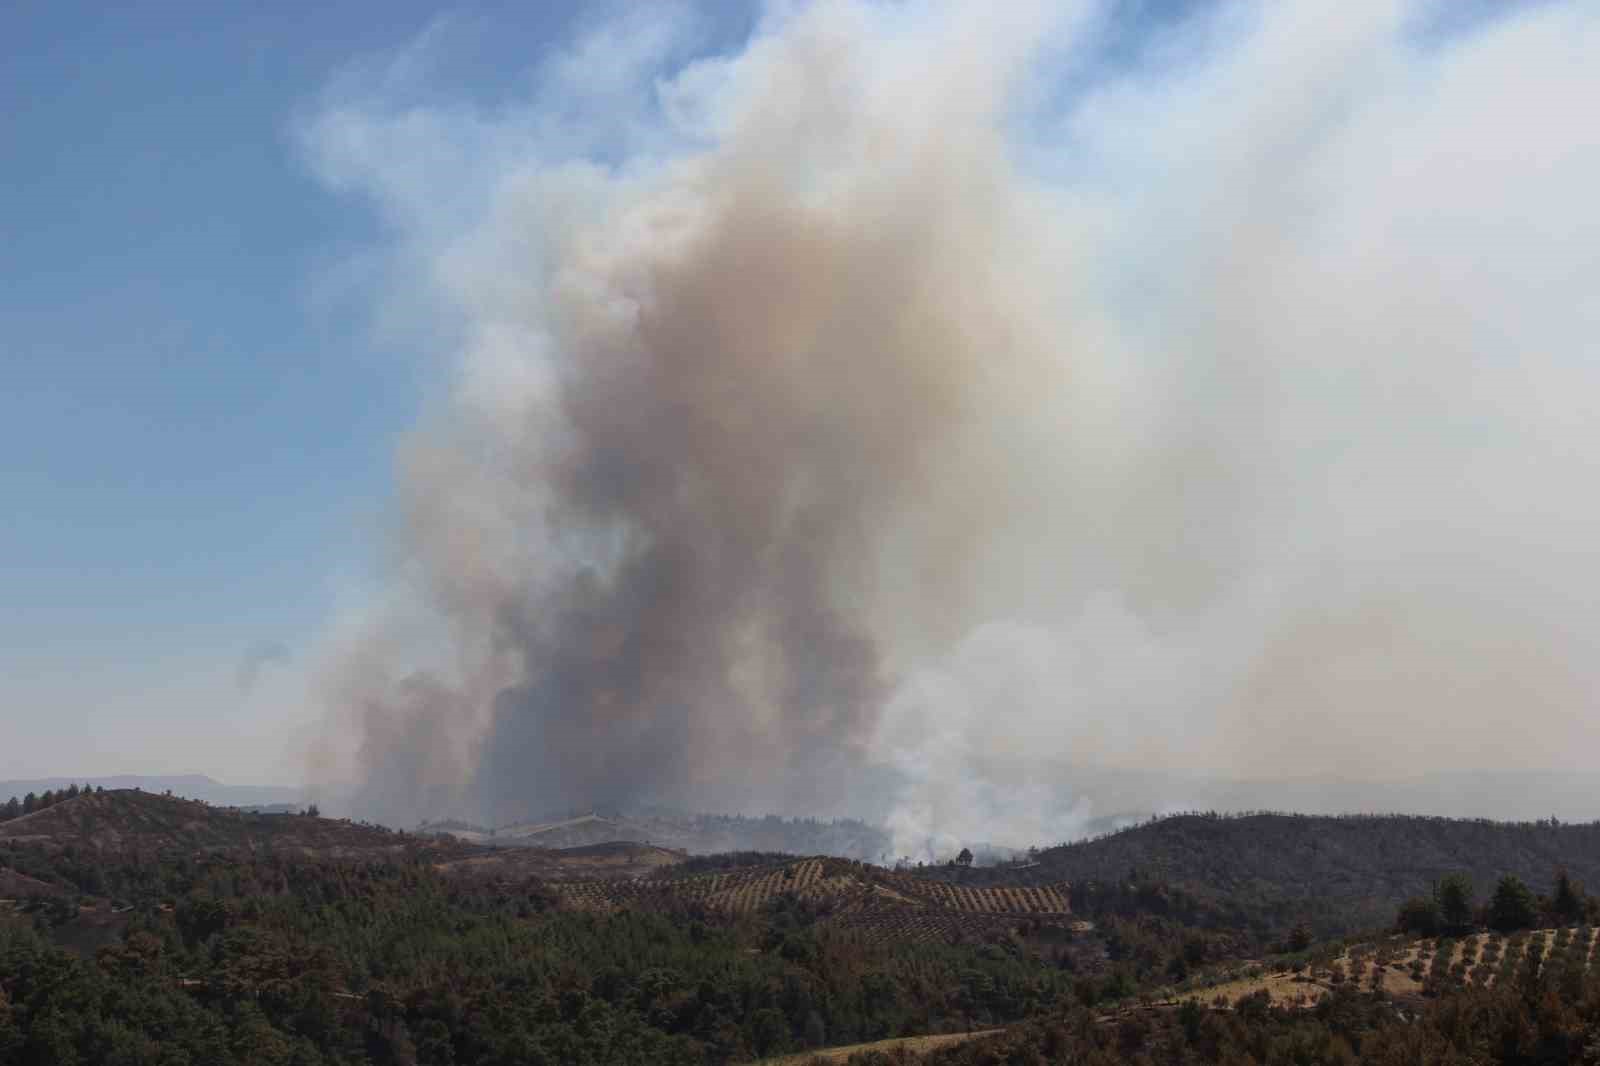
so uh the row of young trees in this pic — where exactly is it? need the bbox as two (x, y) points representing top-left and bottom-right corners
(0, 784), (98, 824)
(1396, 868), (1593, 936)
(913, 955), (1600, 1065)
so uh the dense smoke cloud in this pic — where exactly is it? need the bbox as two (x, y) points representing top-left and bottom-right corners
(305, 1), (1600, 853)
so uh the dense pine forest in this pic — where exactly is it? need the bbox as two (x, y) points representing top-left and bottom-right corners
(0, 854), (1089, 1064)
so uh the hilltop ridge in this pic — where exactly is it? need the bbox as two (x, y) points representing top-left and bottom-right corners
(0, 788), (429, 860)
(975, 811), (1600, 933)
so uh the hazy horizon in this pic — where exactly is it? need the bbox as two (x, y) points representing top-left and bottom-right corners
(10, 763), (1600, 849)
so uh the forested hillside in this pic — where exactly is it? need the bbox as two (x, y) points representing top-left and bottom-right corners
(1015, 812), (1600, 935)
(7, 790), (1600, 1062)
(0, 854), (1089, 1064)
(0, 789), (437, 861)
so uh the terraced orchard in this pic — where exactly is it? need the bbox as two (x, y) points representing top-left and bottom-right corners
(552, 857), (1074, 943)
(1179, 926), (1600, 1010)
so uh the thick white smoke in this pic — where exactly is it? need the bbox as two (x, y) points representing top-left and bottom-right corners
(304, 1), (1600, 855)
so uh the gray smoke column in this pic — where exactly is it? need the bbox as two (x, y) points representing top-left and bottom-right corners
(305, 1), (1600, 848)
(307, 1), (1072, 827)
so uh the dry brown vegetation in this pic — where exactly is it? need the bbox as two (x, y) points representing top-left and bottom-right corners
(436, 840), (689, 881)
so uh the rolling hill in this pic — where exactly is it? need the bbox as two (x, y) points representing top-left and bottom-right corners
(0, 788), (431, 860)
(436, 808), (894, 859)
(985, 811), (1600, 934)
(0, 774), (303, 808)
(0, 789), (704, 886)
(10, 790), (1600, 944)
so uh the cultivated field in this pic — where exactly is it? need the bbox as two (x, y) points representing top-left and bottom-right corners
(437, 840), (688, 881)
(551, 856), (1075, 943)
(1176, 926), (1600, 1009)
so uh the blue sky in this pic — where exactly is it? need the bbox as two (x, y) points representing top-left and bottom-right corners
(0, 1), (650, 780)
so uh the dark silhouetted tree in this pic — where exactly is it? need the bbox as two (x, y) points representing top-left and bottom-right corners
(749, 1007), (789, 1057)
(1398, 896), (1441, 937)
(1489, 875), (1538, 932)
(802, 1011), (826, 1048)
(1436, 874), (1475, 933)
(1552, 868), (1584, 923)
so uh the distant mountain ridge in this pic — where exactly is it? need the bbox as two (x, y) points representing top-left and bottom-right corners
(436, 809), (895, 860)
(0, 774), (302, 809)
(1019, 765), (1600, 832)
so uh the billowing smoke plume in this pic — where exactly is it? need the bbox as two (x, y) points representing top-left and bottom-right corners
(305, 1), (1600, 853)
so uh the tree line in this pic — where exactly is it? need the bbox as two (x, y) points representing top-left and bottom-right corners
(0, 784), (98, 824)
(1396, 868), (1595, 936)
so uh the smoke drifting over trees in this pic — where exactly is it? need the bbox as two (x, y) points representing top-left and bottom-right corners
(304, 1), (1600, 854)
